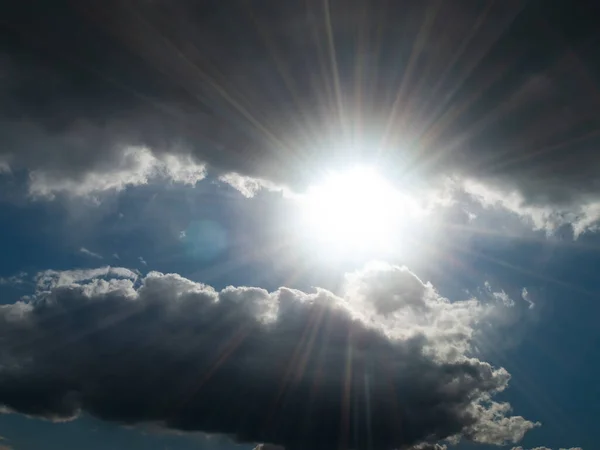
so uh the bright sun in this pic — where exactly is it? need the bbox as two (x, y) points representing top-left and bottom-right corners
(301, 166), (413, 255)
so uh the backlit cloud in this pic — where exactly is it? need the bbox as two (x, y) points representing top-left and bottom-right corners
(0, 264), (538, 449)
(1, 1), (600, 237)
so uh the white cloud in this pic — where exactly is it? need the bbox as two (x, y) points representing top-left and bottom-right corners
(28, 147), (206, 199)
(521, 288), (535, 309)
(218, 172), (292, 198)
(466, 401), (539, 445)
(463, 179), (600, 238)
(35, 266), (138, 292)
(481, 281), (516, 308)
(493, 291), (514, 307)
(343, 263), (488, 359)
(79, 247), (103, 259)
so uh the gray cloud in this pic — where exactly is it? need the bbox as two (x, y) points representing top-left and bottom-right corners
(0, 264), (537, 449)
(2, 0), (600, 237)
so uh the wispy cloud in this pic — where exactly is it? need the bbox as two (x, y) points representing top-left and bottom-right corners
(0, 272), (27, 286)
(521, 288), (535, 309)
(79, 247), (103, 259)
(483, 281), (516, 307)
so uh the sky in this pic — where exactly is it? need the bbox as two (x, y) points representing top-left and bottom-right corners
(0, 0), (598, 449)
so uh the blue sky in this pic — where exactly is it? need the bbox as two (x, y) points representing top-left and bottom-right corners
(1, 1), (599, 449)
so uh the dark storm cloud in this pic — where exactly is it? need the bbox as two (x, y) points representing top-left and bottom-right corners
(0, 266), (537, 450)
(2, 0), (600, 207)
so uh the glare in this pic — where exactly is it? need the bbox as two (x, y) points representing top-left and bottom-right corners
(301, 166), (414, 255)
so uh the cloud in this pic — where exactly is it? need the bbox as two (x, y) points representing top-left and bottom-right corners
(217, 172), (297, 199)
(483, 281), (515, 308)
(407, 444), (447, 450)
(0, 264), (538, 449)
(1, 0), (599, 238)
(79, 247), (103, 259)
(218, 173), (287, 199)
(253, 445), (285, 450)
(26, 147), (206, 199)
(512, 447), (582, 450)
(461, 180), (600, 238)
(138, 256), (147, 266)
(0, 272), (27, 286)
(521, 288), (535, 309)
(34, 266), (138, 292)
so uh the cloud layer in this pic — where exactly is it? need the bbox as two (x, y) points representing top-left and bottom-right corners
(0, 264), (536, 449)
(2, 0), (600, 237)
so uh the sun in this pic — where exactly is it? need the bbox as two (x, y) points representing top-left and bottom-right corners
(301, 166), (413, 255)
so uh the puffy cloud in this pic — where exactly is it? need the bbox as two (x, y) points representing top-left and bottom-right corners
(464, 401), (537, 445)
(343, 263), (495, 360)
(0, 264), (538, 449)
